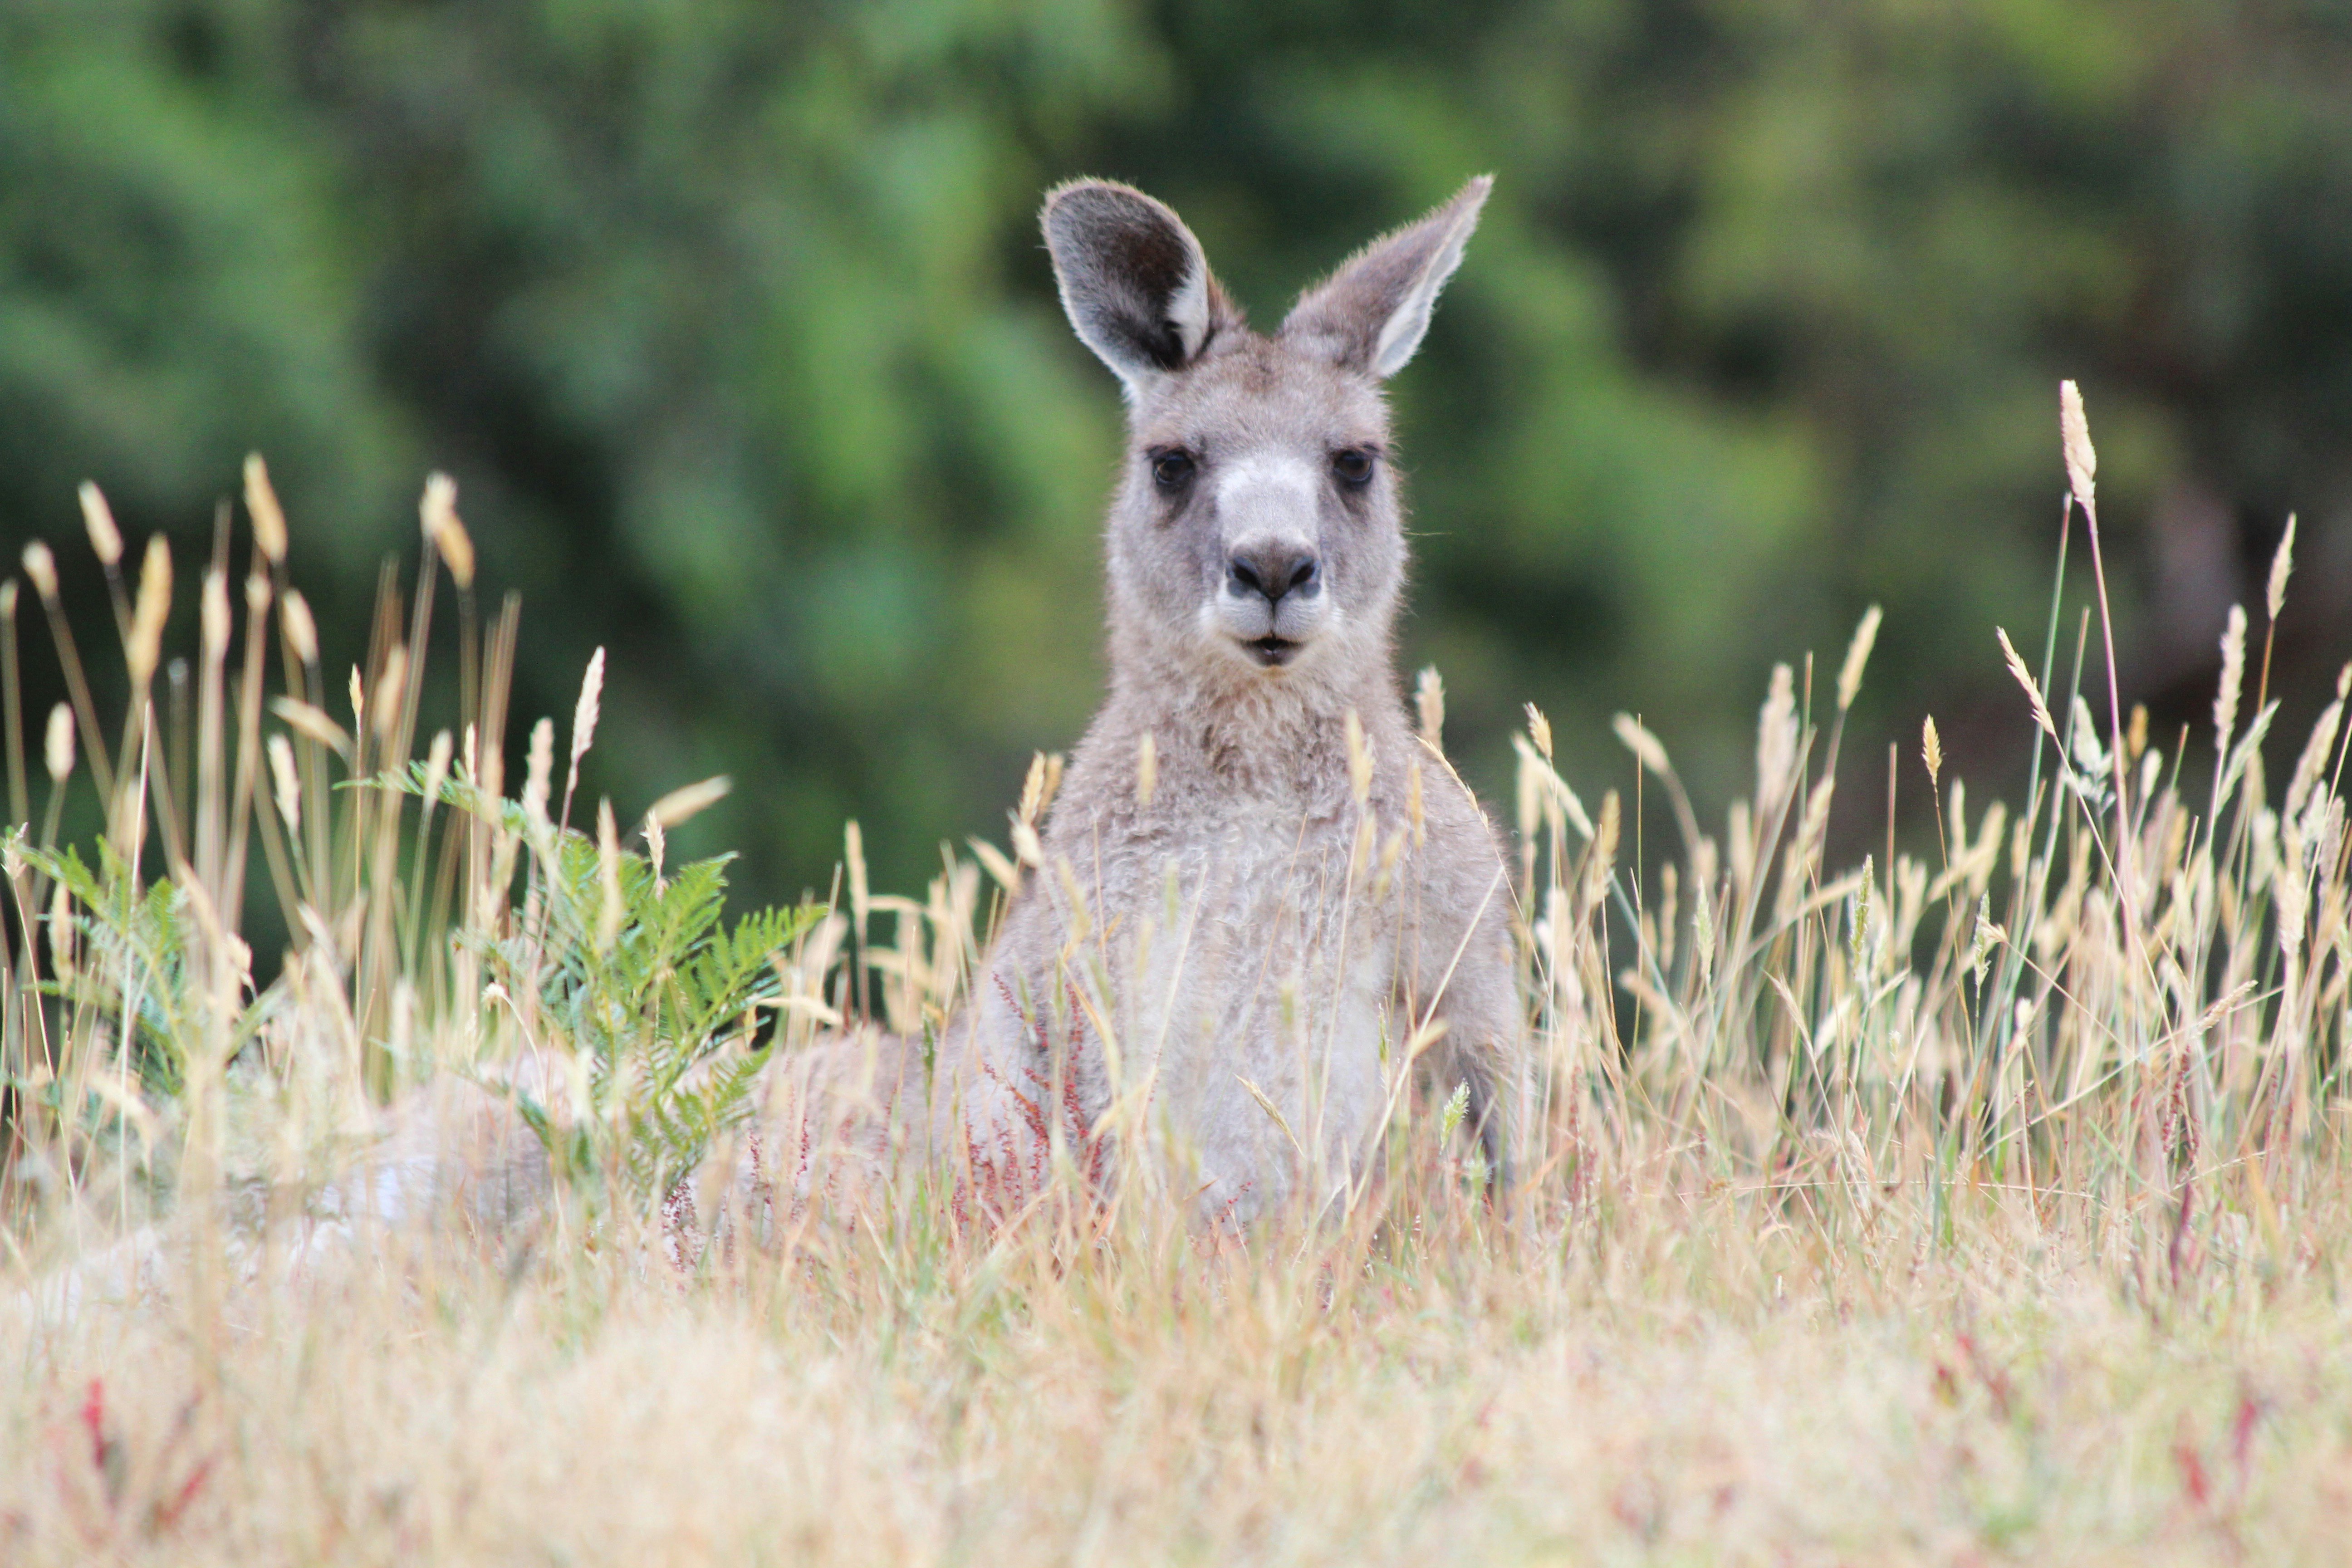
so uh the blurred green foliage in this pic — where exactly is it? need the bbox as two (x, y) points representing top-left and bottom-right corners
(5, 0), (2350, 904)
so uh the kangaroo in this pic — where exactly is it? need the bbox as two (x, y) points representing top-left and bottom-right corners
(756, 177), (1523, 1227)
(13, 181), (1525, 1319)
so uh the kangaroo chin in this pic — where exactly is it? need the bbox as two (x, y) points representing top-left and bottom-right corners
(1241, 635), (1299, 668)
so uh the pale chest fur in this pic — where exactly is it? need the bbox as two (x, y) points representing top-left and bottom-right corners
(978, 757), (1418, 1221)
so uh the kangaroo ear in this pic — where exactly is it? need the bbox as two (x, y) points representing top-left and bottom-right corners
(1281, 176), (1492, 379)
(1043, 181), (1234, 396)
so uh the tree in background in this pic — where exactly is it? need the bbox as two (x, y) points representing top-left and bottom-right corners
(4, 0), (2347, 909)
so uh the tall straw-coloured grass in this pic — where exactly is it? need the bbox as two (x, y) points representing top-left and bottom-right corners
(4, 389), (2351, 1563)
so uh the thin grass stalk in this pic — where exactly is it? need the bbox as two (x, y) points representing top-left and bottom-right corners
(358, 634), (418, 1089)
(172, 862), (235, 1397)
(452, 594), (521, 1058)
(280, 604), (332, 916)
(400, 730), (452, 984)
(220, 572), (272, 934)
(107, 713), (157, 1233)
(195, 570), (230, 902)
(167, 658), (192, 862)
(0, 938), (17, 1204)
(36, 707), (71, 875)
(1978, 496), (2073, 1078)
(23, 546), (113, 801)
(1, 581), (24, 829)
(246, 735), (302, 956)
(360, 515), (440, 1034)
(128, 673), (190, 885)
(398, 543), (436, 769)
(340, 564), (397, 915)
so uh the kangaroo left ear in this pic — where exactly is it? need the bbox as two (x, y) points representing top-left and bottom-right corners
(1281, 176), (1492, 379)
(1043, 180), (1237, 398)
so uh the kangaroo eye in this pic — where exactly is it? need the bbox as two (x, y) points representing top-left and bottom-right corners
(1332, 448), (1376, 487)
(1151, 451), (1196, 490)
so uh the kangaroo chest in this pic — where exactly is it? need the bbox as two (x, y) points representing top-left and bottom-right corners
(1003, 795), (1401, 1218)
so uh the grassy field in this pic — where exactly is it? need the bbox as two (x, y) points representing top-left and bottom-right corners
(5, 401), (2352, 1563)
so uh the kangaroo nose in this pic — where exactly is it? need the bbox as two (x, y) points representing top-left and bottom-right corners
(1227, 547), (1320, 605)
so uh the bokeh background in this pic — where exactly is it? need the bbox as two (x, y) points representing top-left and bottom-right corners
(6, 0), (2352, 909)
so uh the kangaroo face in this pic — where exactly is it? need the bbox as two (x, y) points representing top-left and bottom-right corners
(1044, 177), (1490, 688)
(1116, 343), (1396, 675)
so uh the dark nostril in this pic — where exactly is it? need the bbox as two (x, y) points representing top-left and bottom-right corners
(1230, 550), (1320, 604)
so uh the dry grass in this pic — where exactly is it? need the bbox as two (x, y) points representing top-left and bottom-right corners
(5, 392), (2352, 1563)
(7, 1174), (2352, 1563)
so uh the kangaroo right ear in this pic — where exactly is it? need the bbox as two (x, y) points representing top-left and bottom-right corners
(1043, 181), (1233, 397)
(1281, 176), (1491, 379)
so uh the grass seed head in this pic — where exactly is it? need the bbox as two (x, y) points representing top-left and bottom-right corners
(1040, 752), (1064, 813)
(647, 775), (731, 830)
(597, 798), (622, 951)
(244, 454), (289, 565)
(1586, 788), (1621, 904)
(1970, 892), (2004, 988)
(267, 734), (300, 833)
(77, 482), (121, 568)
(21, 541), (56, 603)
(1613, 713), (1670, 778)
(47, 879), (72, 979)
(1921, 715), (1942, 784)
(1835, 604), (1882, 711)
(523, 716), (555, 826)
(2267, 514), (2297, 624)
(1346, 708), (1372, 805)
(1994, 627), (2058, 740)
(270, 698), (352, 759)
(372, 645), (407, 739)
(127, 535), (173, 687)
(2068, 694), (2108, 778)
(2059, 378), (2096, 510)
(43, 702), (73, 783)
(1514, 735), (1541, 842)
(2215, 605), (2247, 741)
(2285, 699), (2343, 822)
(1416, 666), (1446, 750)
(201, 568), (230, 663)
(844, 818), (868, 921)
(571, 647), (604, 766)
(1524, 702), (1553, 762)
(421, 473), (475, 590)
(281, 588), (318, 666)
(1755, 662), (1798, 805)
(1018, 752), (1048, 825)
(421, 729), (453, 813)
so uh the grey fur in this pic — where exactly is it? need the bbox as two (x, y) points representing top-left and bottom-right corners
(762, 176), (1523, 1226)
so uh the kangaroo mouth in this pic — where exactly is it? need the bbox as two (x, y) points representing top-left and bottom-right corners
(1242, 636), (1300, 668)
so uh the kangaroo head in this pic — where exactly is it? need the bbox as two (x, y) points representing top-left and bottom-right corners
(1043, 177), (1490, 699)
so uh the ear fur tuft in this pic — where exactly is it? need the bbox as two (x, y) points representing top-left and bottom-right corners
(1043, 181), (1235, 395)
(1281, 176), (1492, 379)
